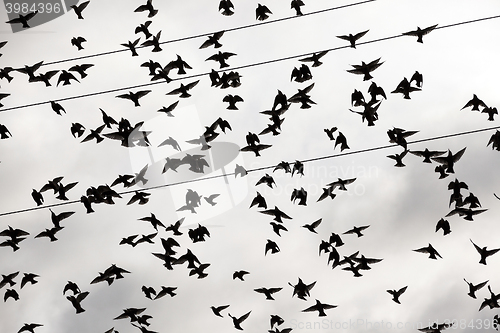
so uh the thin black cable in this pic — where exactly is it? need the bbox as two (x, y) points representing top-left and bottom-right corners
(40, 0), (378, 67)
(1, 125), (498, 218)
(1, 12), (499, 114)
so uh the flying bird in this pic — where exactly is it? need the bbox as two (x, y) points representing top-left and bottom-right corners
(116, 90), (151, 107)
(67, 291), (89, 314)
(135, 21), (153, 39)
(462, 94), (487, 111)
(291, 0), (305, 16)
(402, 24), (438, 43)
(256, 4), (272, 21)
(71, 36), (87, 50)
(302, 218), (322, 233)
(135, 0), (158, 17)
(233, 270), (249, 281)
(482, 106), (498, 121)
(265, 239), (280, 255)
(387, 286), (407, 304)
(206, 51), (237, 69)
(299, 51), (328, 67)
(302, 299), (337, 317)
(211, 304), (229, 317)
(391, 77), (421, 99)
(337, 30), (369, 48)
(219, 0), (234, 16)
(154, 286), (177, 299)
(166, 81), (199, 98)
(228, 311), (251, 330)
(223, 94), (243, 110)
(431, 148), (466, 174)
(435, 218), (451, 235)
(5, 11), (38, 28)
(17, 323), (43, 333)
(347, 58), (383, 81)
(334, 132), (349, 151)
(470, 239), (500, 265)
(141, 31), (162, 52)
(254, 287), (282, 300)
(387, 149), (409, 167)
(70, 1), (90, 19)
(413, 243), (442, 259)
(68, 64), (94, 79)
(121, 38), (141, 56)
(343, 225), (370, 237)
(464, 278), (488, 299)
(200, 31), (224, 49)
(20, 273), (39, 288)
(409, 148), (446, 163)
(260, 206), (291, 223)
(57, 70), (80, 86)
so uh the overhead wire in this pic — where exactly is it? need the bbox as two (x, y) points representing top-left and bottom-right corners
(1, 13), (500, 113)
(1, 124), (498, 218)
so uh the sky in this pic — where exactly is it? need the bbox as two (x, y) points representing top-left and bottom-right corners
(1, 0), (500, 332)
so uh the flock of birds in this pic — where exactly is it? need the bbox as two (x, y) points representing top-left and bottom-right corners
(1, 1), (500, 333)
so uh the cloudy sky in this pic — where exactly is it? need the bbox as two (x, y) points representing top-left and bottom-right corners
(1, 0), (500, 332)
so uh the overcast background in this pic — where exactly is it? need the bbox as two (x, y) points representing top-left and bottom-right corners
(1, 0), (500, 332)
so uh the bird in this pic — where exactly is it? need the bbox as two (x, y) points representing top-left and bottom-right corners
(70, 123), (85, 138)
(116, 90), (151, 107)
(166, 55), (192, 75)
(270, 222), (288, 237)
(470, 239), (500, 265)
(462, 94), (487, 111)
(402, 24), (438, 43)
(435, 218), (451, 235)
(299, 51), (328, 67)
(410, 71), (423, 87)
(68, 64), (94, 79)
(347, 58), (384, 81)
(157, 101), (179, 117)
(211, 305), (229, 317)
(127, 191), (151, 205)
(228, 311), (251, 330)
(250, 192), (267, 209)
(233, 270), (249, 281)
(71, 36), (87, 50)
(135, 21), (153, 39)
(81, 124), (106, 144)
(337, 30), (369, 48)
(488, 131), (500, 151)
(30, 69), (59, 86)
(135, 0), (158, 17)
(166, 81), (199, 98)
(260, 206), (292, 223)
(431, 148), (466, 174)
(235, 164), (247, 178)
(270, 315), (285, 329)
(141, 31), (163, 52)
(291, 187), (307, 206)
(482, 106), (498, 121)
(57, 70), (80, 86)
(5, 11), (38, 28)
(464, 278), (488, 299)
(200, 31), (225, 49)
(387, 286), (407, 304)
(204, 194), (220, 206)
(256, 4), (272, 21)
(206, 51), (237, 69)
(387, 127), (419, 149)
(413, 243), (442, 259)
(20, 273), (39, 288)
(0, 123), (12, 140)
(254, 287), (282, 300)
(4, 289), (19, 302)
(265, 239), (280, 255)
(67, 291), (89, 314)
(154, 286), (177, 299)
(334, 132), (349, 151)
(409, 148), (446, 163)
(288, 277), (316, 300)
(223, 94), (243, 110)
(0, 271), (19, 289)
(35, 227), (64, 242)
(219, 0), (234, 16)
(49, 101), (66, 115)
(121, 38), (141, 56)
(343, 225), (370, 237)
(63, 281), (81, 295)
(291, 0), (305, 16)
(387, 149), (409, 167)
(139, 213), (165, 231)
(17, 323), (43, 333)
(302, 218), (322, 233)
(70, 1), (90, 19)
(418, 322), (453, 333)
(302, 299), (337, 317)
(391, 77), (421, 99)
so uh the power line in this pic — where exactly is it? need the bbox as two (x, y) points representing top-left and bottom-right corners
(1, 125), (498, 218)
(41, 0), (378, 67)
(1, 12), (499, 114)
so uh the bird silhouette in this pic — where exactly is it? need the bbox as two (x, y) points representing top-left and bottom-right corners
(409, 148), (446, 163)
(71, 36), (86, 50)
(299, 51), (328, 67)
(402, 24), (438, 43)
(223, 94), (244, 110)
(6, 11), (38, 28)
(67, 291), (89, 314)
(302, 218), (322, 233)
(464, 278), (488, 299)
(254, 287), (282, 300)
(347, 58), (383, 81)
(387, 149), (409, 167)
(167, 81), (199, 98)
(291, 0), (305, 16)
(413, 243), (442, 259)
(431, 147), (466, 174)
(391, 77), (421, 99)
(462, 94), (487, 111)
(116, 90), (151, 107)
(235, 164), (247, 177)
(20, 273), (39, 288)
(418, 322), (453, 333)
(488, 130), (500, 151)
(260, 206), (292, 223)
(141, 31), (162, 52)
(265, 239), (280, 255)
(70, 1), (90, 19)
(211, 304), (229, 317)
(387, 286), (407, 304)
(57, 70), (80, 86)
(206, 51), (237, 69)
(135, 0), (158, 17)
(482, 106), (498, 121)
(256, 4), (272, 20)
(435, 218), (451, 235)
(410, 71), (423, 87)
(68, 64), (94, 79)
(470, 239), (500, 265)
(337, 30), (369, 48)
(0, 271), (19, 289)
(30, 70), (58, 86)
(127, 191), (151, 205)
(135, 21), (153, 39)
(18, 323), (43, 333)
(121, 38), (141, 56)
(0, 124), (12, 139)
(334, 132), (349, 151)
(343, 225), (370, 237)
(302, 299), (337, 317)
(233, 270), (250, 281)
(228, 311), (251, 330)
(291, 187), (307, 206)
(35, 227), (64, 242)
(219, 0), (234, 16)
(4, 288), (19, 302)
(154, 286), (177, 299)
(200, 31), (225, 49)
